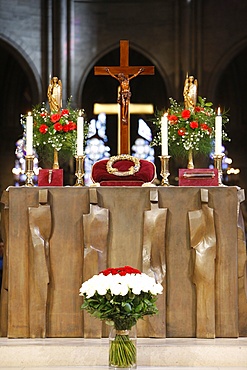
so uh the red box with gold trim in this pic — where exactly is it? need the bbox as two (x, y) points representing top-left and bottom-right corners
(38, 169), (63, 186)
(179, 168), (218, 186)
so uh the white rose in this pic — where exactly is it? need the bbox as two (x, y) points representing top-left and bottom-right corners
(150, 283), (163, 295)
(97, 285), (108, 295)
(110, 282), (123, 296)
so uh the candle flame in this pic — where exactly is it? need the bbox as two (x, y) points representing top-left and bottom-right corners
(217, 107), (221, 115)
(28, 111), (32, 116)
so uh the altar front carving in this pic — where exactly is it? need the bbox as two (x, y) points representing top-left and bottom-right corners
(0, 186), (246, 339)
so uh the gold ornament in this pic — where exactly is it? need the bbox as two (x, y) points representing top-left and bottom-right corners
(106, 154), (140, 177)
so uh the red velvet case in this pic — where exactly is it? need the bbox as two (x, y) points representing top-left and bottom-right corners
(91, 159), (156, 186)
(179, 168), (218, 186)
(38, 169), (63, 186)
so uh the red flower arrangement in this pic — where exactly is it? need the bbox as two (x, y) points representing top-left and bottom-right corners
(100, 266), (142, 276)
(152, 96), (229, 157)
(21, 100), (88, 160)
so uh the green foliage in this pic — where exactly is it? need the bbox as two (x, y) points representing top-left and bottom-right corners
(81, 289), (159, 330)
(151, 96), (230, 158)
(20, 98), (89, 162)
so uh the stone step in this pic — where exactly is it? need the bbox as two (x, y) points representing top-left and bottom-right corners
(0, 338), (246, 367)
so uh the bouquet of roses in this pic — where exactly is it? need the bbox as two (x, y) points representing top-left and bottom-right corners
(20, 99), (88, 164)
(79, 265), (163, 368)
(152, 96), (229, 157)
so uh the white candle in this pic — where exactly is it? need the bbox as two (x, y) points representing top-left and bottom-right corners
(215, 107), (222, 155)
(161, 113), (168, 156)
(26, 112), (33, 156)
(77, 115), (84, 156)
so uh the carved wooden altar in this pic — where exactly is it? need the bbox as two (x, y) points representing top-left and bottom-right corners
(0, 186), (246, 339)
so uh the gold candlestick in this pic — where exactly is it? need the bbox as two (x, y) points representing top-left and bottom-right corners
(159, 155), (171, 186)
(213, 153), (224, 186)
(25, 155), (35, 187)
(74, 155), (86, 186)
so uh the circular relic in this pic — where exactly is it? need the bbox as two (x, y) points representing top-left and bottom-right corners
(106, 154), (140, 177)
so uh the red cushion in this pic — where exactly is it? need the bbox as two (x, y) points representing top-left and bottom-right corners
(91, 158), (156, 185)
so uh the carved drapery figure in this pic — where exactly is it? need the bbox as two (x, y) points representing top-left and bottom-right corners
(188, 189), (216, 338)
(183, 74), (198, 109)
(28, 189), (52, 338)
(47, 76), (62, 112)
(83, 188), (109, 338)
(140, 189), (167, 338)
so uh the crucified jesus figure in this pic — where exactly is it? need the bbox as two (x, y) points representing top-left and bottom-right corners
(105, 67), (144, 123)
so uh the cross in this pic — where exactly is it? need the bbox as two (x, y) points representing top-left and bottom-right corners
(94, 40), (155, 154)
(94, 90), (154, 154)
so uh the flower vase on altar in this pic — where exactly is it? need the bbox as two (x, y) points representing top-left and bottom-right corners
(79, 265), (163, 369)
(151, 75), (230, 174)
(20, 77), (88, 184)
(109, 325), (137, 369)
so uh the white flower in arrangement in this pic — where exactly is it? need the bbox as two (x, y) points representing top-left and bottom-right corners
(79, 270), (163, 298)
(79, 265), (163, 330)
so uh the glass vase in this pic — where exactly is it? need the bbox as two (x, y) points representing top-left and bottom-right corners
(109, 325), (137, 369)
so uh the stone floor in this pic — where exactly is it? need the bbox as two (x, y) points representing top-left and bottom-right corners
(0, 365), (246, 369)
(0, 337), (246, 369)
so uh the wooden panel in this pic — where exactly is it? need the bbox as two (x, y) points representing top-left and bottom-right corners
(211, 187), (239, 337)
(96, 187), (151, 269)
(8, 187), (36, 338)
(5, 187), (90, 338)
(158, 187), (198, 337)
(158, 187), (239, 338)
(0, 186), (244, 339)
(46, 188), (90, 337)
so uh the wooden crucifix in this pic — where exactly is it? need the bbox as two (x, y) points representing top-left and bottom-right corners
(94, 40), (155, 154)
(94, 88), (154, 154)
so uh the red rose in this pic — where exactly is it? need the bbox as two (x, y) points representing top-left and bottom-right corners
(68, 121), (76, 131)
(190, 121), (199, 129)
(200, 123), (211, 132)
(61, 109), (69, 116)
(181, 109), (191, 119)
(39, 124), (48, 134)
(168, 114), (178, 124)
(40, 112), (48, 118)
(63, 124), (70, 132)
(194, 106), (202, 112)
(178, 128), (186, 136)
(50, 113), (61, 123)
(122, 266), (141, 274)
(119, 271), (127, 276)
(54, 122), (63, 131)
(100, 265), (141, 276)
(100, 267), (117, 276)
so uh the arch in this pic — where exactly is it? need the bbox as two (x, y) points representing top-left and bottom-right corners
(207, 38), (247, 100)
(0, 34), (42, 102)
(130, 40), (172, 97)
(0, 35), (43, 192)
